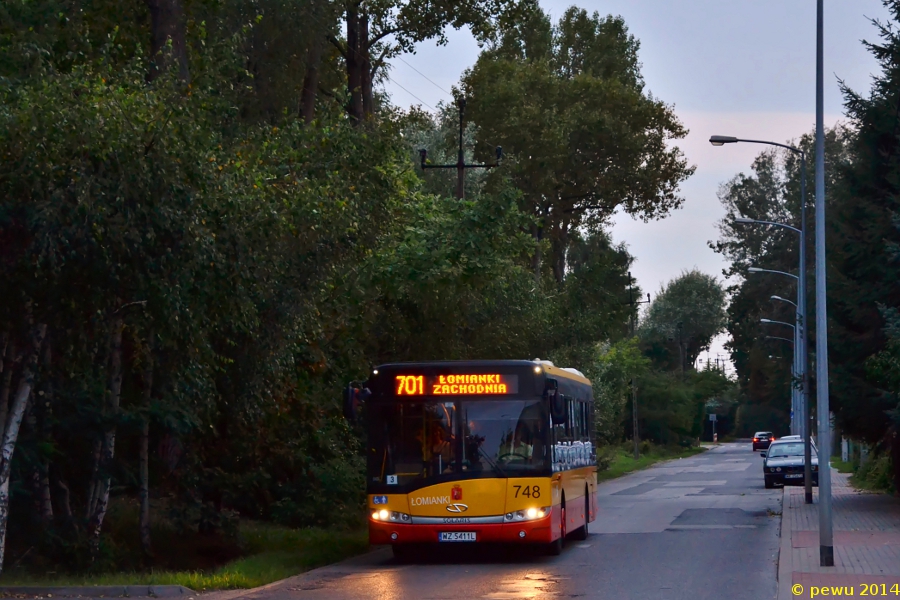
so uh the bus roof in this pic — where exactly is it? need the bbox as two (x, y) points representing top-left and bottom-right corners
(371, 359), (592, 386)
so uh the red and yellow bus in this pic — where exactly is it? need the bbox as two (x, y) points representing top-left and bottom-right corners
(346, 359), (597, 558)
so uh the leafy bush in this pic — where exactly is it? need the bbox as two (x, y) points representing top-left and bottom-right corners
(852, 452), (895, 493)
(595, 445), (618, 471)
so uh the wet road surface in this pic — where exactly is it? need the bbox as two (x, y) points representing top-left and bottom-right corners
(223, 443), (782, 600)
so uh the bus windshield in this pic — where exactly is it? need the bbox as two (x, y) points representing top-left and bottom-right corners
(368, 398), (548, 487)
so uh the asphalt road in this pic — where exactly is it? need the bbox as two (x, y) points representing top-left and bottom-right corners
(226, 443), (782, 600)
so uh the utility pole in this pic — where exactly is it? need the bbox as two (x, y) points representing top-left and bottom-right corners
(625, 272), (651, 460)
(814, 0), (834, 568)
(418, 97), (502, 199)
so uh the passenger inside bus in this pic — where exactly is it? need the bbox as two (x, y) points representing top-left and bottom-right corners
(430, 427), (453, 474)
(464, 420), (485, 471)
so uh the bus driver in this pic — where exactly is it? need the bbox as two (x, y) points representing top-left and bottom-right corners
(500, 425), (532, 461)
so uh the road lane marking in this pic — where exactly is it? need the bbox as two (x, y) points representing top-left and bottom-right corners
(637, 487), (706, 499)
(663, 481), (727, 486)
(666, 524), (758, 530)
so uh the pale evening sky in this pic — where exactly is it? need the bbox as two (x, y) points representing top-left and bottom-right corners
(381, 1), (891, 373)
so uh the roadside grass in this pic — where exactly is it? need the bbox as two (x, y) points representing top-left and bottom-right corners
(0, 524), (369, 591)
(831, 459), (855, 474)
(597, 444), (705, 482)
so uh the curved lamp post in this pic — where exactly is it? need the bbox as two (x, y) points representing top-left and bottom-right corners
(710, 3), (830, 555)
(713, 137), (814, 507)
(762, 319), (799, 434)
(750, 269), (800, 437)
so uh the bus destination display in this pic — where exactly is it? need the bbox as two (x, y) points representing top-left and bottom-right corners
(395, 374), (519, 396)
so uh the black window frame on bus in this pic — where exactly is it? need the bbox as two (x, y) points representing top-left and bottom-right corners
(549, 379), (596, 471)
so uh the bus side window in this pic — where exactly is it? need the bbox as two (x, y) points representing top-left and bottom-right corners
(567, 396), (575, 439)
(583, 402), (589, 442)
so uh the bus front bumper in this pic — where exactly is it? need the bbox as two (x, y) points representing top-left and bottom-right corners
(369, 513), (555, 545)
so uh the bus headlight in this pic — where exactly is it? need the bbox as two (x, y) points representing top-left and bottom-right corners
(372, 510), (410, 522)
(506, 508), (549, 522)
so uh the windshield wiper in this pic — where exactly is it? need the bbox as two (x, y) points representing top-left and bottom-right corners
(477, 446), (509, 478)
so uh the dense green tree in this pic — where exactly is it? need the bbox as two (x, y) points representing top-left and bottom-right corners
(0, 0), (693, 576)
(829, 1), (900, 453)
(587, 337), (649, 445)
(636, 369), (732, 445)
(640, 270), (726, 375)
(462, 6), (693, 283)
(711, 127), (851, 435)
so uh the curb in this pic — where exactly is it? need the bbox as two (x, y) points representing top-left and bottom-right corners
(0, 586), (195, 598)
(196, 547), (393, 600)
(776, 486), (792, 600)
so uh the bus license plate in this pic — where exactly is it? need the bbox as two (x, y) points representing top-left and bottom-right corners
(440, 532), (476, 542)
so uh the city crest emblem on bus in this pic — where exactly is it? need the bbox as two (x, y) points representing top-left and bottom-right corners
(451, 485), (462, 501)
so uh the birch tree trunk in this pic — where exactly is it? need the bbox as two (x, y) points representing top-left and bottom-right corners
(87, 316), (125, 554)
(139, 351), (153, 557)
(38, 338), (53, 523)
(0, 341), (18, 435)
(0, 318), (47, 576)
(86, 438), (102, 520)
(87, 325), (114, 520)
(25, 402), (41, 522)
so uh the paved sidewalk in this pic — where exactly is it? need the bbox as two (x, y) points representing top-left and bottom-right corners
(777, 469), (900, 599)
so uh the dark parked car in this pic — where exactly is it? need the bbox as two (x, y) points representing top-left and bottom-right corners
(752, 431), (774, 451)
(762, 440), (819, 489)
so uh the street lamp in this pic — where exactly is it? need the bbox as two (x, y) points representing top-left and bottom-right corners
(748, 265), (811, 502)
(709, 135), (738, 146)
(761, 318), (795, 329)
(723, 0), (834, 565)
(761, 318), (800, 436)
(750, 268), (801, 438)
(747, 267), (799, 280)
(762, 318), (798, 428)
(716, 140), (812, 506)
(771, 295), (797, 308)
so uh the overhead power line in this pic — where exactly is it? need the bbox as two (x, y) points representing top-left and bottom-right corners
(396, 56), (453, 96)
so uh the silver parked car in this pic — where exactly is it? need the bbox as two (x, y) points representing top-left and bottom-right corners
(762, 440), (819, 489)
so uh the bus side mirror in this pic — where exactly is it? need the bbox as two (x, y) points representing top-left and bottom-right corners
(545, 379), (566, 422)
(343, 385), (369, 422)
